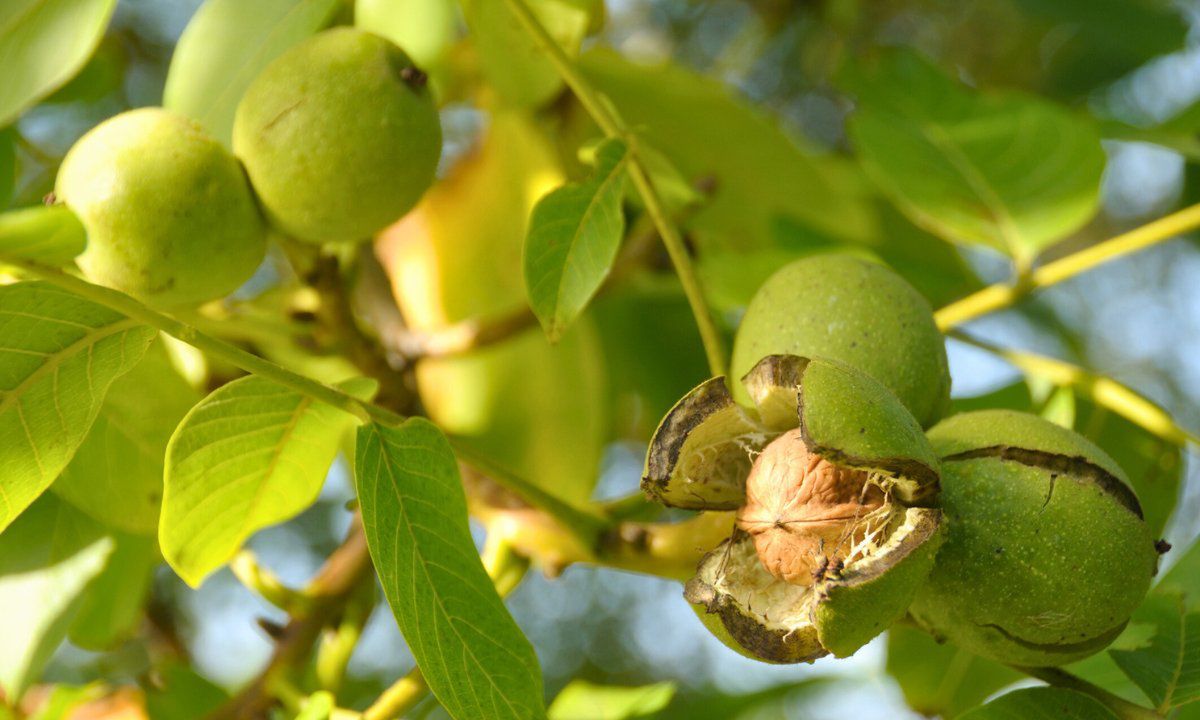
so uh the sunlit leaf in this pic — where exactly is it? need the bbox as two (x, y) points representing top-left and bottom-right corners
(0, 206), (87, 267)
(525, 138), (628, 341)
(1109, 593), (1200, 712)
(0, 495), (114, 700)
(164, 0), (340, 146)
(0, 282), (155, 532)
(845, 50), (1105, 263)
(53, 341), (200, 535)
(160, 375), (373, 587)
(886, 625), (1021, 718)
(957, 687), (1117, 719)
(459, 0), (595, 108)
(356, 419), (545, 720)
(656, 678), (830, 720)
(355, 0), (456, 70)
(0, 0), (118, 126)
(549, 680), (674, 720)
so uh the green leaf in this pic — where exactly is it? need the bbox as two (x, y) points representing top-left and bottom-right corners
(886, 625), (1022, 718)
(68, 532), (156, 650)
(0, 494), (114, 700)
(1109, 593), (1200, 712)
(524, 138), (628, 341)
(53, 341), (200, 534)
(355, 419), (545, 720)
(160, 375), (371, 587)
(549, 680), (675, 720)
(1011, 0), (1187, 97)
(459, 0), (595, 108)
(164, 0), (340, 146)
(957, 687), (1118, 719)
(0, 206), (87, 266)
(144, 664), (228, 720)
(580, 48), (875, 254)
(0, 0), (117, 126)
(845, 50), (1105, 263)
(0, 282), (155, 533)
(1158, 539), (1200, 610)
(0, 129), (14, 208)
(355, 0), (456, 70)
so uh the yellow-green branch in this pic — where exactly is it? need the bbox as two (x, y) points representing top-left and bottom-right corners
(503, 0), (727, 377)
(936, 202), (1200, 330)
(951, 330), (1199, 447)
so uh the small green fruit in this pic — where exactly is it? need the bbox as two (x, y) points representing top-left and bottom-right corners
(910, 409), (1160, 666)
(731, 254), (950, 427)
(56, 107), (266, 306)
(233, 27), (442, 243)
(644, 354), (944, 663)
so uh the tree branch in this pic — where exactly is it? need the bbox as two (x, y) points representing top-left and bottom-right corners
(209, 521), (374, 720)
(949, 330), (1199, 447)
(935, 203), (1200, 330)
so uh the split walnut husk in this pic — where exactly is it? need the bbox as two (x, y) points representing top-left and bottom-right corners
(643, 355), (944, 663)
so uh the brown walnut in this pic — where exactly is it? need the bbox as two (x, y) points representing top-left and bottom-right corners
(736, 429), (883, 585)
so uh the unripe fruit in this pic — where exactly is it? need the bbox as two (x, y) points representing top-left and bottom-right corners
(910, 410), (1160, 666)
(644, 354), (944, 663)
(731, 254), (950, 427)
(56, 108), (266, 306)
(233, 28), (442, 243)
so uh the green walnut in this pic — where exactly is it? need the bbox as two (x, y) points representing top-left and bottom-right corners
(56, 107), (266, 306)
(909, 409), (1160, 666)
(731, 254), (950, 427)
(233, 27), (442, 243)
(643, 354), (944, 663)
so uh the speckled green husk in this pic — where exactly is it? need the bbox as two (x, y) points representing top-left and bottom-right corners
(730, 254), (950, 427)
(233, 28), (442, 243)
(910, 410), (1159, 666)
(645, 355), (944, 663)
(57, 108), (266, 306)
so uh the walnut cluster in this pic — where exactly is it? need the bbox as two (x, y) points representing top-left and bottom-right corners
(736, 429), (883, 585)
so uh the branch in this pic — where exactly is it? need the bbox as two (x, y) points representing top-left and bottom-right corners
(209, 521), (374, 720)
(950, 330), (1199, 447)
(935, 203), (1200, 330)
(503, 0), (728, 377)
(1016, 666), (1162, 720)
(0, 254), (405, 427)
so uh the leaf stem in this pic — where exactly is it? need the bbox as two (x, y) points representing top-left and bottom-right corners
(935, 202), (1200, 330)
(950, 330), (1199, 447)
(1016, 666), (1162, 720)
(502, 0), (727, 376)
(0, 254), (401, 427)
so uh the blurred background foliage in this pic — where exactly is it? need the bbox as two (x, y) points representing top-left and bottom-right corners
(4, 0), (1200, 718)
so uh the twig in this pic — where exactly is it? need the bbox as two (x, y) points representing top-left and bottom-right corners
(209, 522), (374, 720)
(935, 203), (1200, 330)
(949, 330), (1199, 447)
(503, 0), (728, 377)
(0, 254), (403, 427)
